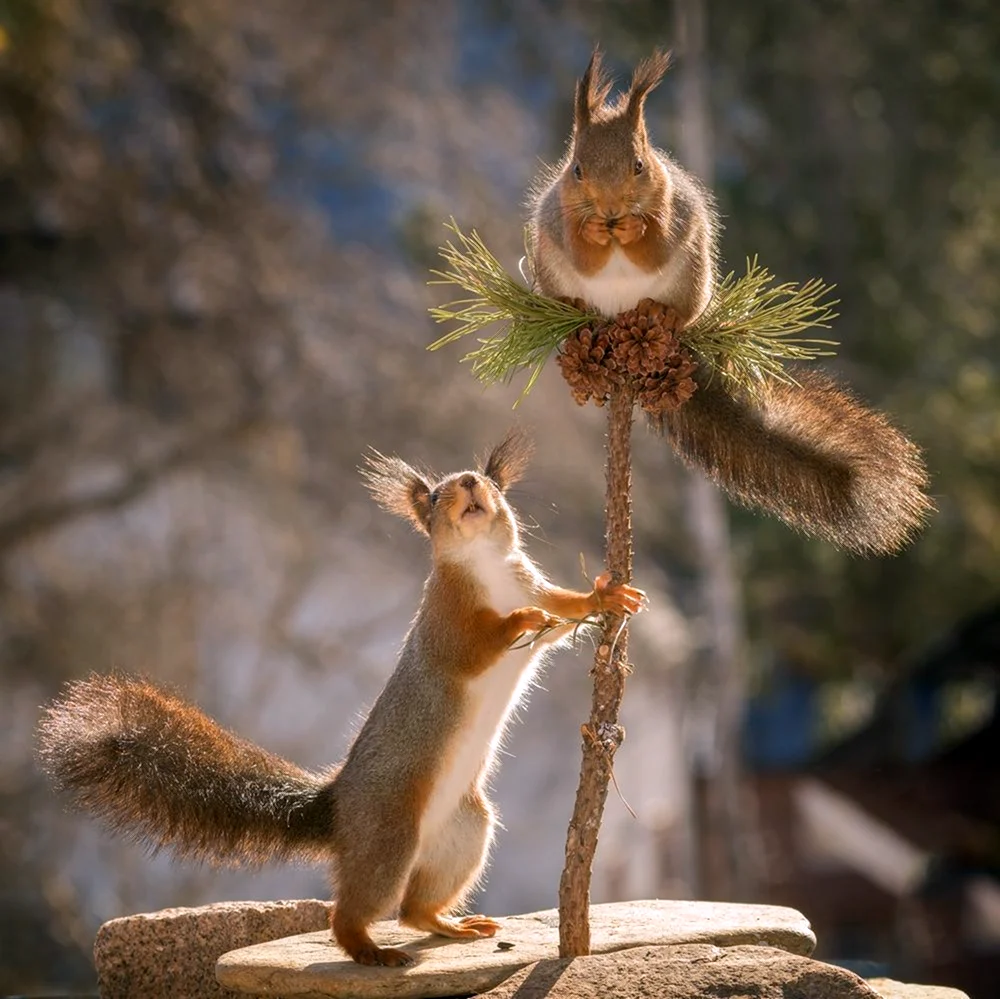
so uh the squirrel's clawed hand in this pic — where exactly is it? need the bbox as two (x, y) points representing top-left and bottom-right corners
(507, 573), (647, 645)
(509, 607), (563, 638)
(593, 571), (646, 617)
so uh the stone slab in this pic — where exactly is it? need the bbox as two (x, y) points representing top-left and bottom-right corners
(867, 978), (970, 999)
(481, 943), (879, 999)
(94, 898), (333, 999)
(215, 899), (816, 998)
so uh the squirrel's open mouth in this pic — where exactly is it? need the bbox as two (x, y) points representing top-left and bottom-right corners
(462, 502), (484, 517)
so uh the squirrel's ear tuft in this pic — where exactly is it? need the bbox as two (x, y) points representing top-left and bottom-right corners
(627, 49), (671, 124)
(361, 450), (434, 534)
(575, 46), (613, 131)
(482, 429), (534, 492)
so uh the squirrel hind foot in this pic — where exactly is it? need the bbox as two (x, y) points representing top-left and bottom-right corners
(355, 945), (415, 968)
(332, 917), (415, 967)
(400, 911), (500, 940)
(456, 915), (501, 936)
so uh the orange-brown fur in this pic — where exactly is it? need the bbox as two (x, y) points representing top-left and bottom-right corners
(655, 370), (933, 554)
(419, 562), (561, 680)
(37, 430), (644, 967)
(530, 50), (930, 553)
(528, 49), (717, 326)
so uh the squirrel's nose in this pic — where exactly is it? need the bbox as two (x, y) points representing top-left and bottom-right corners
(460, 474), (478, 491)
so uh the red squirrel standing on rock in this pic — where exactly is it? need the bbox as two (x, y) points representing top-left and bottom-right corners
(529, 50), (931, 555)
(38, 432), (644, 968)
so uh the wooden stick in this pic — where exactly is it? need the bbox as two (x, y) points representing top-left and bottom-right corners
(558, 383), (635, 957)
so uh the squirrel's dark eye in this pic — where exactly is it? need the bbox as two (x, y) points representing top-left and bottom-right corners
(573, 163), (583, 181)
(429, 490), (439, 506)
(634, 157), (644, 175)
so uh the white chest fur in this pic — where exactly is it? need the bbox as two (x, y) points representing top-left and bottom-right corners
(554, 245), (680, 318)
(419, 542), (543, 839)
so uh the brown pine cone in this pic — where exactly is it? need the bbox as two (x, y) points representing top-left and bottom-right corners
(637, 360), (699, 415)
(608, 299), (683, 375)
(556, 322), (620, 406)
(611, 316), (674, 376)
(556, 298), (698, 412)
(556, 296), (591, 314)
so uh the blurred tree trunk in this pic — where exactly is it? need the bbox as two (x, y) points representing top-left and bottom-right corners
(673, 0), (759, 902)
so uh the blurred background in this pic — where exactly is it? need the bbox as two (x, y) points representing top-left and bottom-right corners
(1, 0), (998, 995)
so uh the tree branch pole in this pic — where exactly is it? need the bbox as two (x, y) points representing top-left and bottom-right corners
(558, 383), (635, 958)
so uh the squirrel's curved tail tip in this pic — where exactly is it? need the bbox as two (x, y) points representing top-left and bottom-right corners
(656, 370), (933, 555)
(37, 673), (335, 864)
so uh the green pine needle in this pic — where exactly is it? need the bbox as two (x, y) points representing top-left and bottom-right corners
(427, 219), (839, 397)
(684, 258), (839, 391)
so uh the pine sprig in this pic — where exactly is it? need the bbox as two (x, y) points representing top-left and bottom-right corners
(428, 220), (597, 394)
(428, 220), (839, 397)
(685, 258), (839, 391)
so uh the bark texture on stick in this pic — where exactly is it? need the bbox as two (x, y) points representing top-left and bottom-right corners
(558, 384), (635, 958)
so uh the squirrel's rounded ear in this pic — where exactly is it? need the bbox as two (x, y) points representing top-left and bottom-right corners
(361, 450), (435, 534)
(482, 429), (534, 492)
(626, 49), (671, 124)
(575, 46), (612, 132)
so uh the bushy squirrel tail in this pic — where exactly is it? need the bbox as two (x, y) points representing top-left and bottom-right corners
(37, 674), (337, 865)
(655, 369), (932, 554)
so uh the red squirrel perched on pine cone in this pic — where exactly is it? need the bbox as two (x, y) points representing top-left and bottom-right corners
(38, 432), (644, 968)
(529, 48), (716, 326)
(528, 50), (931, 554)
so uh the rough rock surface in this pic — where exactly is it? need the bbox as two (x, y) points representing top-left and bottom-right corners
(215, 899), (816, 998)
(480, 944), (881, 999)
(866, 979), (970, 999)
(92, 898), (966, 999)
(93, 898), (333, 999)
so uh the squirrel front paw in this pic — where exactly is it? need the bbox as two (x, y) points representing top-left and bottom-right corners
(582, 216), (614, 247)
(508, 606), (562, 640)
(612, 214), (647, 246)
(593, 571), (646, 617)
